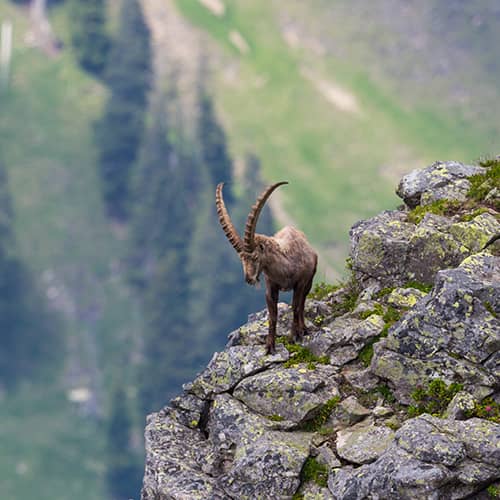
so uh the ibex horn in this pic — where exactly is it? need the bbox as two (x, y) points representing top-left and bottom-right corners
(243, 181), (288, 252)
(216, 182), (244, 253)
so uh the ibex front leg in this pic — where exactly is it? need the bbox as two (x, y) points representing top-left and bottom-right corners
(265, 280), (279, 354)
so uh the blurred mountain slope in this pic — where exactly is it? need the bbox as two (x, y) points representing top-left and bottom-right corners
(165, 0), (499, 275)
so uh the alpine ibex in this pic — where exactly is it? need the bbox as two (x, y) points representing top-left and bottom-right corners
(216, 181), (318, 354)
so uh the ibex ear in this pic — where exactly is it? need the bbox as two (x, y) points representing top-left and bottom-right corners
(259, 242), (265, 251)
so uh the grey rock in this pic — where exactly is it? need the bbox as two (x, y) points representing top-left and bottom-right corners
(218, 429), (311, 499)
(350, 207), (499, 288)
(396, 160), (485, 208)
(328, 446), (451, 500)
(206, 394), (312, 498)
(336, 420), (395, 464)
(372, 253), (500, 403)
(188, 344), (288, 399)
(455, 458), (500, 485)
(387, 287), (428, 308)
(305, 314), (385, 366)
(300, 482), (334, 499)
(445, 391), (477, 420)
(328, 415), (500, 500)
(169, 393), (208, 429)
(207, 393), (272, 450)
(330, 395), (371, 428)
(424, 415), (500, 467)
(232, 366), (329, 424)
(372, 405), (394, 417)
(342, 366), (380, 391)
(350, 210), (416, 287)
(141, 411), (227, 500)
(315, 443), (342, 469)
(395, 417), (466, 466)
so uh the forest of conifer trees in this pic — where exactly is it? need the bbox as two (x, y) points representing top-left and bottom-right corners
(1, 0), (278, 498)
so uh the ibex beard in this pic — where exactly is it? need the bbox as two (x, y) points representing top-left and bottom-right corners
(216, 181), (318, 354)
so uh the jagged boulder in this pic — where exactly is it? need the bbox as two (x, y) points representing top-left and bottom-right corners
(186, 344), (289, 399)
(328, 415), (500, 500)
(233, 365), (338, 424)
(336, 419), (395, 464)
(207, 394), (312, 498)
(351, 160), (499, 288)
(350, 210), (498, 287)
(372, 252), (500, 403)
(141, 410), (228, 500)
(305, 314), (385, 365)
(396, 160), (485, 208)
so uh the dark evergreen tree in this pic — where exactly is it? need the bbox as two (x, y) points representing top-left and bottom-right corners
(69, 0), (110, 76)
(130, 98), (201, 412)
(0, 161), (61, 388)
(196, 86), (234, 204)
(105, 385), (142, 500)
(95, 0), (151, 221)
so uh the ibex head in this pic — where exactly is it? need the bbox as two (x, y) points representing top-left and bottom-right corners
(216, 181), (288, 285)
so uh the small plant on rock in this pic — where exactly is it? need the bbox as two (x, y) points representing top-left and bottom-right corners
(300, 457), (328, 488)
(278, 337), (329, 368)
(469, 157), (500, 209)
(465, 397), (500, 424)
(407, 199), (461, 224)
(407, 379), (463, 417)
(300, 396), (341, 432)
(404, 281), (433, 294)
(267, 414), (285, 422)
(308, 282), (340, 300)
(487, 484), (500, 499)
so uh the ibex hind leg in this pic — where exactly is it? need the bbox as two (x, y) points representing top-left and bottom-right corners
(291, 273), (315, 342)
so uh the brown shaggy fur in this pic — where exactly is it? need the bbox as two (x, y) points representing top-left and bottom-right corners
(216, 183), (317, 354)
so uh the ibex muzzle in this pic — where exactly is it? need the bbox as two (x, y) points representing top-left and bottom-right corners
(216, 182), (318, 354)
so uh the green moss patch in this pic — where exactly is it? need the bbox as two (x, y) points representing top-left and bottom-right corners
(300, 397), (341, 432)
(308, 282), (341, 300)
(404, 281), (433, 293)
(300, 457), (328, 488)
(278, 338), (329, 368)
(407, 379), (463, 418)
(267, 414), (285, 422)
(407, 199), (462, 224)
(469, 158), (500, 208)
(359, 303), (384, 319)
(487, 484), (500, 499)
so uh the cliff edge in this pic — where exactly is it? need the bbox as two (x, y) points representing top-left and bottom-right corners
(141, 160), (499, 500)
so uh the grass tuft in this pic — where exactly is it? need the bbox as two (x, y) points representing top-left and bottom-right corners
(278, 337), (329, 368)
(406, 199), (462, 224)
(300, 397), (341, 432)
(300, 457), (328, 488)
(407, 379), (463, 418)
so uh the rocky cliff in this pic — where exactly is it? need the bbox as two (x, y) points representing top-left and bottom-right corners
(141, 160), (499, 500)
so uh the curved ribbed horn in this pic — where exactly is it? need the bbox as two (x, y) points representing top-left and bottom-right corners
(244, 181), (288, 252)
(216, 183), (243, 253)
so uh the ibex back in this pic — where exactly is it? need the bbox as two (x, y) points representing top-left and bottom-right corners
(216, 182), (318, 354)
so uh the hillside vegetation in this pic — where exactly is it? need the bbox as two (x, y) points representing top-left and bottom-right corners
(173, 0), (499, 274)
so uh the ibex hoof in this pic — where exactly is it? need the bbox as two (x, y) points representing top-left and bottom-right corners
(266, 344), (276, 355)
